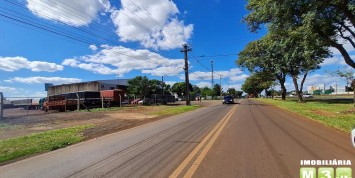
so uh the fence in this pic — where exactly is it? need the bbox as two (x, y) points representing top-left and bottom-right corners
(0, 94), (44, 119)
(0, 92), (177, 119)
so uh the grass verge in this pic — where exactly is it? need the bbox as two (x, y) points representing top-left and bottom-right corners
(254, 98), (355, 133)
(86, 107), (123, 112)
(151, 105), (200, 116)
(0, 125), (92, 163)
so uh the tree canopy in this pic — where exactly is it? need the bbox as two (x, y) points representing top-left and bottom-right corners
(127, 76), (151, 98)
(244, 0), (355, 68)
(241, 71), (275, 97)
(127, 76), (169, 98)
(171, 82), (193, 97)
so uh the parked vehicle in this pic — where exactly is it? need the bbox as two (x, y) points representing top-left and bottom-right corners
(302, 94), (313, 98)
(43, 95), (77, 112)
(100, 89), (124, 107)
(222, 96), (234, 104)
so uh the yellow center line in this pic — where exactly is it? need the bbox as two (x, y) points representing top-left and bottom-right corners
(169, 105), (238, 178)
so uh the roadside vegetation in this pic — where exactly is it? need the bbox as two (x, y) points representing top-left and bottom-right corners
(0, 102), (208, 164)
(0, 125), (92, 164)
(151, 105), (200, 116)
(255, 98), (355, 133)
(237, 1), (355, 101)
(85, 107), (123, 112)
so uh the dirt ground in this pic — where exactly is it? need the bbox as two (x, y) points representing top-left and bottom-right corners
(0, 101), (218, 141)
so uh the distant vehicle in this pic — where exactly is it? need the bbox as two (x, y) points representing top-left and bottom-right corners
(222, 96), (234, 104)
(302, 94), (313, 98)
(352, 127), (355, 148)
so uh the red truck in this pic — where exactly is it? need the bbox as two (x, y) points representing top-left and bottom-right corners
(100, 89), (125, 107)
(42, 95), (77, 112)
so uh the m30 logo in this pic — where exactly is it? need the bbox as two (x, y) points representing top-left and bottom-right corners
(300, 167), (352, 178)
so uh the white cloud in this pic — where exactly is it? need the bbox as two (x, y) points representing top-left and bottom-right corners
(62, 45), (184, 77)
(230, 74), (249, 82)
(321, 56), (347, 66)
(89, 44), (98, 51)
(189, 71), (212, 81)
(0, 56), (63, 72)
(0, 86), (16, 92)
(188, 68), (245, 81)
(142, 66), (182, 76)
(195, 82), (211, 88)
(5, 77), (82, 84)
(111, 0), (193, 50)
(165, 81), (176, 86)
(227, 84), (242, 91)
(26, 0), (111, 26)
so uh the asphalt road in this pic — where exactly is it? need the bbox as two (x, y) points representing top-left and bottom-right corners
(0, 101), (231, 178)
(0, 99), (354, 178)
(192, 99), (355, 178)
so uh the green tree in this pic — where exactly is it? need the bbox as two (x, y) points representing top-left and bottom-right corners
(227, 88), (236, 97)
(241, 72), (275, 97)
(334, 69), (355, 91)
(238, 24), (329, 102)
(244, 0), (355, 69)
(171, 82), (193, 97)
(192, 85), (201, 94)
(149, 79), (161, 95)
(127, 76), (151, 98)
(201, 87), (214, 98)
(235, 91), (244, 98)
(237, 35), (289, 100)
(213, 84), (221, 96)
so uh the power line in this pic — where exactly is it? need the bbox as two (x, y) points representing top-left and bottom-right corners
(127, 0), (161, 27)
(191, 53), (238, 58)
(0, 11), (92, 44)
(0, 3), (165, 62)
(2, 0), (118, 44)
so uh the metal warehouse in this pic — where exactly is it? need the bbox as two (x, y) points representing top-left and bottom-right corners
(47, 79), (129, 96)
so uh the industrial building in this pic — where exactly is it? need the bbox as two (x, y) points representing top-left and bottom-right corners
(47, 79), (129, 96)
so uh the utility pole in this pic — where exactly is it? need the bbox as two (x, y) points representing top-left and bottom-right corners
(181, 44), (191, 106)
(0, 92), (3, 119)
(219, 74), (223, 96)
(211, 60), (214, 89)
(211, 60), (214, 100)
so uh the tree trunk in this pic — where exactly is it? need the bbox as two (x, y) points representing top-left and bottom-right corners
(276, 76), (287, 100)
(352, 79), (355, 107)
(300, 71), (308, 94)
(292, 75), (304, 103)
(280, 82), (287, 100)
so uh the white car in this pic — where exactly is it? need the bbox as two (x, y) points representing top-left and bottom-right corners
(352, 128), (355, 148)
(302, 94), (313, 98)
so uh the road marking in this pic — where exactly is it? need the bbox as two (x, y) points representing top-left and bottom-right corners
(169, 105), (238, 178)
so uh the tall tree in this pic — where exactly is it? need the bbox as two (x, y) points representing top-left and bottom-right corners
(127, 76), (151, 98)
(171, 82), (193, 97)
(213, 84), (222, 96)
(235, 91), (244, 98)
(201, 87), (214, 98)
(241, 72), (275, 97)
(192, 85), (201, 94)
(149, 79), (162, 95)
(227, 88), (236, 97)
(278, 27), (329, 102)
(237, 28), (329, 102)
(244, 0), (355, 69)
(237, 34), (288, 100)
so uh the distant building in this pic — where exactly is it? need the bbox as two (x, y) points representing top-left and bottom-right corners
(47, 79), (129, 96)
(307, 83), (350, 95)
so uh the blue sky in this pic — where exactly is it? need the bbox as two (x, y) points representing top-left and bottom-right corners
(0, 0), (353, 97)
